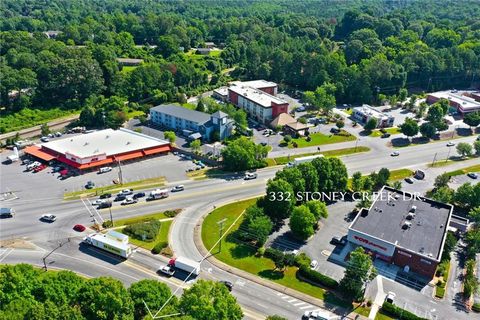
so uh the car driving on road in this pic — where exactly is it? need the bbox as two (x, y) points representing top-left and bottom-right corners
(40, 214), (57, 222)
(390, 151), (400, 157)
(158, 265), (175, 276)
(121, 197), (137, 205)
(244, 172), (257, 180)
(171, 185), (185, 192)
(133, 192), (146, 199)
(118, 189), (133, 195)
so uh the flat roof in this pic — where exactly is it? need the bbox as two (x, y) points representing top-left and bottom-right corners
(41, 128), (168, 159)
(353, 104), (393, 120)
(350, 186), (452, 261)
(228, 86), (286, 108)
(213, 86), (229, 96)
(150, 104), (211, 124)
(234, 80), (277, 89)
(429, 91), (480, 111)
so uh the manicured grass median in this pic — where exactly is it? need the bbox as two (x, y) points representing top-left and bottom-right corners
(123, 219), (172, 250)
(64, 176), (166, 200)
(272, 146), (370, 166)
(112, 210), (179, 227)
(287, 131), (356, 148)
(369, 127), (401, 137)
(201, 199), (350, 307)
(446, 164), (480, 177)
(388, 168), (414, 181)
(187, 168), (227, 180)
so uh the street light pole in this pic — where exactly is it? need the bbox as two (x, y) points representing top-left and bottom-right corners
(217, 218), (227, 253)
(446, 146), (452, 163)
(109, 206), (113, 225)
(355, 138), (360, 152)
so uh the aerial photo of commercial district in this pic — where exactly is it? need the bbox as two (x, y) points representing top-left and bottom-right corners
(1, 1), (480, 319)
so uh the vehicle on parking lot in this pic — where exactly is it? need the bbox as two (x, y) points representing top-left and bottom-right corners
(40, 214), (57, 222)
(33, 164), (47, 172)
(55, 132), (62, 137)
(85, 181), (95, 189)
(22, 159), (32, 165)
(99, 193), (112, 199)
(98, 167), (112, 174)
(0, 208), (15, 218)
(158, 265), (175, 276)
(73, 224), (86, 232)
(133, 192), (146, 199)
(310, 260), (318, 270)
(244, 172), (257, 180)
(296, 106), (306, 112)
(330, 236), (346, 246)
(330, 127), (340, 134)
(26, 161), (41, 171)
(381, 133), (391, 138)
(40, 136), (49, 142)
(171, 185), (184, 192)
(119, 188), (133, 195)
(260, 142), (267, 146)
(467, 172), (478, 179)
(385, 291), (396, 304)
(302, 310), (333, 320)
(98, 201), (113, 209)
(390, 151), (400, 157)
(220, 280), (233, 291)
(405, 177), (414, 184)
(121, 197), (137, 205)
(446, 141), (455, 147)
(114, 194), (126, 202)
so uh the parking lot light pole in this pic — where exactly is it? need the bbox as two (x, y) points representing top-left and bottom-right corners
(217, 218), (227, 253)
(109, 206), (113, 226)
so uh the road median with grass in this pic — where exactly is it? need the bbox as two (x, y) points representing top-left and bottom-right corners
(271, 146), (370, 166)
(285, 130), (356, 149)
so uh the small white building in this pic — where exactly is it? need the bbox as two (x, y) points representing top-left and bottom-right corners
(352, 104), (394, 128)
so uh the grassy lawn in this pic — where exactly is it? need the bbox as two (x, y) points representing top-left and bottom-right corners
(375, 310), (395, 320)
(64, 176), (167, 200)
(287, 131), (356, 148)
(0, 108), (79, 133)
(120, 66), (138, 74)
(272, 146), (370, 165)
(112, 210), (179, 227)
(201, 199), (351, 308)
(121, 219), (172, 250)
(355, 306), (371, 317)
(125, 110), (145, 119)
(186, 168), (227, 180)
(389, 168), (414, 181)
(446, 163), (480, 177)
(369, 127), (401, 137)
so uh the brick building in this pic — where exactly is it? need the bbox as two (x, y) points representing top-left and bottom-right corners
(426, 91), (480, 115)
(348, 186), (453, 278)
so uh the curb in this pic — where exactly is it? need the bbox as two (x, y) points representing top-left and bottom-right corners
(193, 201), (368, 320)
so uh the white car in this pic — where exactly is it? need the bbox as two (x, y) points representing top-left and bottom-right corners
(40, 214), (57, 222)
(92, 199), (106, 206)
(171, 185), (185, 192)
(98, 167), (112, 174)
(446, 142), (455, 147)
(26, 161), (41, 171)
(121, 197), (137, 205)
(310, 260), (318, 270)
(119, 189), (133, 195)
(302, 310), (332, 320)
(385, 291), (396, 304)
(40, 136), (49, 142)
(390, 151), (400, 157)
(244, 172), (257, 180)
(159, 265), (175, 276)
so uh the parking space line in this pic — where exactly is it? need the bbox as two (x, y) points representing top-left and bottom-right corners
(287, 298), (297, 303)
(299, 305), (314, 310)
(293, 302), (305, 306)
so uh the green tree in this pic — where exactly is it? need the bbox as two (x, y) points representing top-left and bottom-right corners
(297, 162), (319, 193)
(391, 180), (402, 190)
(364, 118), (377, 131)
(454, 182), (475, 209)
(351, 171), (364, 192)
(190, 139), (201, 153)
(179, 280), (243, 320)
(376, 168), (390, 189)
(264, 179), (295, 222)
(398, 88), (408, 104)
(456, 142), (473, 158)
(196, 99), (206, 112)
(463, 111), (480, 129)
(426, 104), (446, 123)
(274, 167), (305, 197)
(474, 141), (480, 156)
(156, 35), (179, 58)
(339, 247), (376, 301)
(420, 122), (436, 139)
(431, 186), (454, 204)
(77, 277), (134, 320)
(289, 205), (316, 240)
(164, 131), (176, 144)
(245, 214), (273, 246)
(400, 117), (419, 141)
(128, 279), (176, 320)
(336, 120), (345, 130)
(305, 200), (328, 220)
(40, 123), (50, 136)
(221, 137), (268, 171)
(303, 83), (336, 115)
(434, 173), (451, 189)
(283, 135), (292, 144)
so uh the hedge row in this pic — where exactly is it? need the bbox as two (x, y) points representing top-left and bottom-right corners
(435, 286), (445, 299)
(151, 241), (168, 254)
(473, 302), (480, 312)
(381, 302), (428, 320)
(123, 220), (161, 242)
(297, 265), (338, 289)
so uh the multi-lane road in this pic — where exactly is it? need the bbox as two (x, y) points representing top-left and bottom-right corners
(1, 134), (479, 319)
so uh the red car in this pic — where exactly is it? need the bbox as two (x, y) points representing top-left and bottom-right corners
(73, 224), (86, 232)
(33, 164), (47, 172)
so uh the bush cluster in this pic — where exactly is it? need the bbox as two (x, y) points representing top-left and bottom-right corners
(297, 265), (338, 289)
(164, 210), (179, 218)
(381, 302), (428, 320)
(123, 221), (161, 242)
(151, 241), (168, 254)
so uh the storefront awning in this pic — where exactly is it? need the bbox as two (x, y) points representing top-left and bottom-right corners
(24, 145), (56, 161)
(56, 156), (113, 169)
(114, 151), (144, 161)
(143, 145), (170, 155)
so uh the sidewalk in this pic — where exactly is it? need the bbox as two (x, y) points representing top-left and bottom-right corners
(193, 209), (370, 320)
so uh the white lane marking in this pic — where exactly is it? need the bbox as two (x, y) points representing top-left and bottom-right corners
(299, 305), (314, 310)
(276, 292), (284, 296)
(281, 295), (290, 300)
(293, 302), (306, 306)
(288, 298), (297, 303)
(0, 248), (14, 263)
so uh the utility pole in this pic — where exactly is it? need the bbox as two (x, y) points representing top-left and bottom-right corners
(354, 138), (360, 152)
(431, 152), (437, 167)
(109, 205), (113, 225)
(217, 218), (227, 253)
(117, 159), (123, 184)
(446, 146), (452, 163)
(42, 238), (70, 271)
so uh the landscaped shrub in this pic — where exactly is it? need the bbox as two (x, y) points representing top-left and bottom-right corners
(381, 302), (428, 320)
(473, 303), (480, 312)
(102, 220), (113, 228)
(264, 248), (284, 261)
(123, 220), (161, 242)
(284, 253), (296, 267)
(164, 210), (179, 218)
(256, 247), (266, 257)
(151, 241), (168, 254)
(294, 252), (311, 268)
(297, 265), (338, 289)
(160, 246), (173, 257)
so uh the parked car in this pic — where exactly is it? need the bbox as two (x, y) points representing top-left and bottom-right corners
(220, 280), (233, 291)
(26, 161), (41, 171)
(121, 197), (138, 205)
(40, 136), (49, 142)
(381, 133), (391, 138)
(55, 132), (62, 137)
(98, 167), (112, 174)
(99, 193), (112, 199)
(467, 172), (478, 179)
(330, 236), (347, 246)
(22, 159), (32, 165)
(98, 201), (112, 209)
(330, 127), (340, 134)
(310, 260), (318, 270)
(385, 291), (396, 304)
(73, 224), (86, 232)
(171, 185), (185, 192)
(405, 177), (414, 184)
(85, 181), (95, 189)
(40, 214), (57, 222)
(133, 192), (146, 199)
(244, 172), (257, 180)
(159, 265), (175, 276)
(390, 151), (400, 157)
(33, 164), (47, 172)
